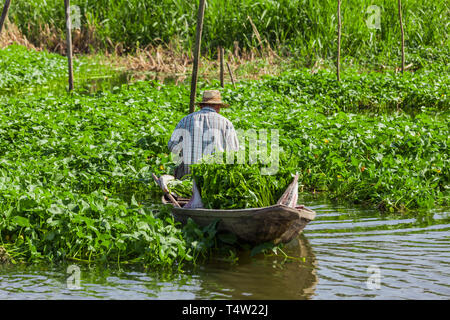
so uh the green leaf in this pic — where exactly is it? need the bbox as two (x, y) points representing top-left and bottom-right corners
(13, 216), (30, 228)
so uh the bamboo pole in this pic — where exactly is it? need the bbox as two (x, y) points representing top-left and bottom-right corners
(189, 0), (206, 114)
(219, 46), (224, 87)
(64, 0), (74, 91)
(398, 0), (405, 73)
(226, 62), (236, 88)
(337, 0), (341, 82)
(0, 0), (11, 35)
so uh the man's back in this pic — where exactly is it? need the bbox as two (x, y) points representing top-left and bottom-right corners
(168, 106), (239, 177)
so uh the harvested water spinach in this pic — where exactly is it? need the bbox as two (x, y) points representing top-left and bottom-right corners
(167, 178), (193, 198)
(190, 152), (297, 209)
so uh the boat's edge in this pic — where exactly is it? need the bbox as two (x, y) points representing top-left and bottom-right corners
(162, 195), (316, 221)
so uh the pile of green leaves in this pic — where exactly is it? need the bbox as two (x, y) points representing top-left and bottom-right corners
(190, 152), (297, 209)
(167, 178), (193, 198)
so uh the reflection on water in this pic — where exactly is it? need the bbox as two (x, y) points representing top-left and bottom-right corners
(0, 69), (189, 97)
(188, 234), (318, 300)
(0, 236), (317, 300)
(0, 199), (449, 300)
(78, 71), (189, 96)
(306, 202), (450, 299)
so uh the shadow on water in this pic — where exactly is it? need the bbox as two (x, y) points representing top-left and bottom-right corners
(0, 234), (318, 300)
(189, 234), (318, 299)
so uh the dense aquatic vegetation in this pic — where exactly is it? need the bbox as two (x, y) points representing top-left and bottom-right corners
(221, 70), (449, 211)
(0, 44), (115, 95)
(263, 68), (449, 113)
(0, 44), (76, 90)
(0, 44), (448, 266)
(0, 86), (192, 266)
(220, 67), (449, 115)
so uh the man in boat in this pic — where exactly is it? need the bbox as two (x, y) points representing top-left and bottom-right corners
(168, 90), (239, 179)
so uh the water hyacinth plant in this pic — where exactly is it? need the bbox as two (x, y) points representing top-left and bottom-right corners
(0, 44), (448, 266)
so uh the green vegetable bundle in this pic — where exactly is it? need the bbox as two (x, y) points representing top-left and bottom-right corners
(167, 178), (193, 198)
(190, 152), (296, 209)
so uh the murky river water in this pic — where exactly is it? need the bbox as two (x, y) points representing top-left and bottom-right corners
(1, 199), (449, 300)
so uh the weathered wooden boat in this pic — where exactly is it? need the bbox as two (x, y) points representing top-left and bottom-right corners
(155, 173), (316, 244)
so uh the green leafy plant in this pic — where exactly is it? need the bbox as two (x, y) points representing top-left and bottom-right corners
(190, 152), (297, 209)
(166, 179), (193, 198)
(8, 0), (449, 69)
(0, 44), (448, 267)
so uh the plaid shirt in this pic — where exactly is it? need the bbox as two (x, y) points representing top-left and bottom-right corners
(168, 107), (239, 177)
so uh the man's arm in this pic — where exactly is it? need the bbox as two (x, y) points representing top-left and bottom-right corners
(225, 122), (239, 151)
(168, 119), (185, 152)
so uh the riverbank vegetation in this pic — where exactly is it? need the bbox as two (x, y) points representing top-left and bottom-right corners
(7, 1), (448, 58)
(1, 0), (448, 76)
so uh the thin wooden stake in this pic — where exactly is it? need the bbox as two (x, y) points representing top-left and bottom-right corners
(189, 0), (206, 114)
(0, 0), (11, 35)
(337, 0), (341, 82)
(219, 46), (224, 88)
(64, 0), (74, 91)
(226, 62), (236, 88)
(398, 0), (405, 73)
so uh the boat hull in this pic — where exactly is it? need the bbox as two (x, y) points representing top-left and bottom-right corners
(163, 195), (316, 244)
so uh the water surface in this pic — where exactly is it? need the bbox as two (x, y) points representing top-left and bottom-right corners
(1, 199), (449, 300)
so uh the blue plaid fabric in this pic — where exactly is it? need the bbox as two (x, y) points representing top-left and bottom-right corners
(168, 107), (239, 177)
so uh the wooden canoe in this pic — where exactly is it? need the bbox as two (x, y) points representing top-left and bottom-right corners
(161, 194), (316, 244)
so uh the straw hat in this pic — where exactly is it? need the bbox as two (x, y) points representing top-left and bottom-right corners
(196, 90), (229, 107)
